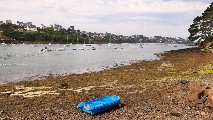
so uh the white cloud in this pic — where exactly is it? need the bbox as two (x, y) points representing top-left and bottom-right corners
(0, 0), (211, 37)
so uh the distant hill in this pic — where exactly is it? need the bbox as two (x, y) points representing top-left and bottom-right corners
(0, 20), (189, 44)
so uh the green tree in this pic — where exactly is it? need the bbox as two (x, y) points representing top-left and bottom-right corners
(188, 2), (213, 46)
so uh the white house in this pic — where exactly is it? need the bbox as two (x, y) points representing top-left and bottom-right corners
(24, 25), (37, 32)
(0, 21), (4, 25)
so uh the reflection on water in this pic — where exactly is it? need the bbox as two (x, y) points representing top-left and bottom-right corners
(0, 43), (192, 83)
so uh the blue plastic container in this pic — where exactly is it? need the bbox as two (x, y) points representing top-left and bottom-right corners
(77, 95), (121, 115)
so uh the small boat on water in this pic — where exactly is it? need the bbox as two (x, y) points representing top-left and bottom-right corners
(64, 44), (70, 47)
(56, 47), (66, 51)
(64, 35), (70, 47)
(41, 46), (53, 52)
(77, 95), (121, 115)
(92, 47), (96, 50)
(32, 44), (38, 47)
(79, 48), (84, 50)
(1, 42), (6, 45)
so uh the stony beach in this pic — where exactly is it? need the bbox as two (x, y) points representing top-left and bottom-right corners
(0, 47), (213, 120)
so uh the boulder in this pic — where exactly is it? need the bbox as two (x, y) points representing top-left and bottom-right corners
(203, 87), (213, 107)
(188, 84), (213, 108)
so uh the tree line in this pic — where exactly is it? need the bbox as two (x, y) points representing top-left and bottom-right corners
(0, 22), (92, 44)
(0, 20), (188, 44)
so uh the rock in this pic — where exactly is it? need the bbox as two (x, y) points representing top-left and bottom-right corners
(1, 116), (11, 120)
(188, 93), (199, 103)
(188, 84), (213, 108)
(60, 82), (69, 89)
(203, 88), (213, 107)
(200, 49), (204, 51)
(190, 84), (205, 93)
(189, 84), (204, 102)
(1, 91), (12, 95)
(0, 110), (5, 114)
(200, 112), (206, 116)
(195, 111), (200, 115)
(170, 112), (181, 117)
(178, 80), (189, 85)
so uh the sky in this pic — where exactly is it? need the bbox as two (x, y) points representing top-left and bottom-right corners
(0, 0), (212, 38)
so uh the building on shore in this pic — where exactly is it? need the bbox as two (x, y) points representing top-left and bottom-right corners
(0, 21), (4, 25)
(24, 25), (37, 31)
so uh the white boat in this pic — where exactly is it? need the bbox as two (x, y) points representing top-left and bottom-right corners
(75, 37), (79, 45)
(64, 44), (70, 47)
(1, 42), (6, 45)
(64, 34), (70, 47)
(79, 48), (84, 50)
(32, 44), (38, 47)
(140, 44), (143, 48)
(108, 33), (112, 46)
(56, 47), (66, 51)
(92, 47), (96, 50)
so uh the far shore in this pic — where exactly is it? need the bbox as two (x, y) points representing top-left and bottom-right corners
(0, 40), (66, 44)
(0, 40), (194, 45)
(0, 47), (212, 119)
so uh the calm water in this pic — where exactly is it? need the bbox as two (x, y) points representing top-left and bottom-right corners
(0, 43), (191, 83)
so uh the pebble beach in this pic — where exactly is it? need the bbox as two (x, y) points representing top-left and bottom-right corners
(0, 48), (213, 119)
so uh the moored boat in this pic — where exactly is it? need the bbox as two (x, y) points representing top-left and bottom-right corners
(92, 47), (96, 50)
(56, 47), (66, 51)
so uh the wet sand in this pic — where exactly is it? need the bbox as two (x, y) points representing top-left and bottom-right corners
(0, 47), (213, 119)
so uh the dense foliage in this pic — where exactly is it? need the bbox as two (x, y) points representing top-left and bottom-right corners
(188, 2), (213, 46)
(0, 23), (91, 44)
(0, 21), (188, 44)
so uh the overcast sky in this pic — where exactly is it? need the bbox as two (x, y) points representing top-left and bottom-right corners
(0, 0), (212, 38)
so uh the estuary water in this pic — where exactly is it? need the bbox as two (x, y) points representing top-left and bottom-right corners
(0, 43), (192, 83)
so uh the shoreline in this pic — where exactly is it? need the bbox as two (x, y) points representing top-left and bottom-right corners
(0, 47), (213, 119)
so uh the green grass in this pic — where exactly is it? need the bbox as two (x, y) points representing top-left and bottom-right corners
(198, 64), (213, 74)
(160, 75), (202, 81)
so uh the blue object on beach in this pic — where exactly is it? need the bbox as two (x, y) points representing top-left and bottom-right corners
(77, 95), (121, 115)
